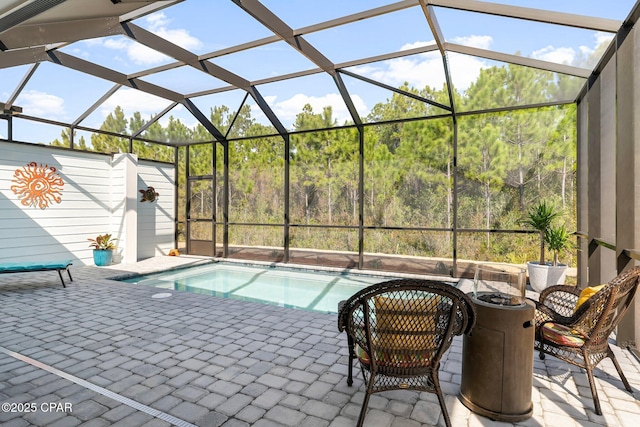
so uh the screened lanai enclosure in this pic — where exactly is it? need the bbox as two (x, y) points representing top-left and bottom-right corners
(1, 0), (639, 281)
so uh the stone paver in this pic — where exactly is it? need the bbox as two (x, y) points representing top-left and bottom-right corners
(0, 256), (639, 427)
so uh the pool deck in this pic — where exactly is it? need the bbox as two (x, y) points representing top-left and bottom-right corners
(0, 256), (638, 427)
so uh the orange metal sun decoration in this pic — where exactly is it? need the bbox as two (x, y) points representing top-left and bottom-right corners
(11, 162), (64, 209)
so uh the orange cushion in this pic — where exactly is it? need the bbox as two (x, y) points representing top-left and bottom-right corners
(541, 322), (585, 347)
(354, 295), (442, 368)
(574, 285), (606, 312)
(374, 295), (438, 351)
(355, 344), (432, 367)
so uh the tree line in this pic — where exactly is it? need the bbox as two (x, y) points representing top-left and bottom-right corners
(50, 63), (579, 265)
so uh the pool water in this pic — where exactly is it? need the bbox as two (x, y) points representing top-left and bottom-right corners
(122, 263), (393, 313)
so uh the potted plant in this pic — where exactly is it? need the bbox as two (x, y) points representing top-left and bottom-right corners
(523, 201), (568, 292)
(88, 234), (117, 266)
(545, 224), (572, 267)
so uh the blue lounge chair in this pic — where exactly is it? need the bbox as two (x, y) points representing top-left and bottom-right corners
(0, 260), (73, 287)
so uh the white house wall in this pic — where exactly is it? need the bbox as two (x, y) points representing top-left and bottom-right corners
(0, 141), (175, 265)
(137, 160), (175, 259)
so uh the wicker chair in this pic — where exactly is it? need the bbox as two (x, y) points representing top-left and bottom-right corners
(531, 266), (640, 415)
(337, 279), (476, 427)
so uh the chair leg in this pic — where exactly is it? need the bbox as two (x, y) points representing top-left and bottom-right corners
(585, 367), (602, 415)
(57, 270), (66, 288)
(535, 331), (546, 360)
(583, 350), (602, 416)
(433, 373), (452, 427)
(608, 346), (633, 392)
(357, 375), (375, 427)
(347, 335), (354, 386)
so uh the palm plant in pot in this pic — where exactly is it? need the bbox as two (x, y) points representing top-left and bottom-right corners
(545, 224), (572, 268)
(523, 201), (568, 292)
(88, 234), (117, 266)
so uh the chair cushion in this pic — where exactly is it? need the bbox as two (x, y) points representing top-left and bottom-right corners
(574, 284), (606, 312)
(355, 344), (432, 367)
(0, 260), (72, 272)
(541, 322), (585, 347)
(374, 295), (439, 351)
(353, 295), (440, 368)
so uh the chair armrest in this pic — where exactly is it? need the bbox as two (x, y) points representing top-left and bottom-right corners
(529, 298), (573, 328)
(337, 300), (348, 332)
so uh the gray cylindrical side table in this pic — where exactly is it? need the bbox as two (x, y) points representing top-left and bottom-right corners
(459, 292), (535, 422)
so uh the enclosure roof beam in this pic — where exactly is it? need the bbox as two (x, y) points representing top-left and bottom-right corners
(426, 0), (621, 32)
(420, 1), (445, 55)
(0, 47), (49, 69)
(72, 84), (122, 127)
(182, 99), (227, 144)
(339, 69), (452, 112)
(123, 1), (421, 81)
(46, 50), (185, 102)
(131, 101), (179, 138)
(184, 42), (441, 99)
(334, 73), (362, 126)
(247, 87), (288, 136)
(5, 63), (39, 110)
(0, 16), (121, 50)
(0, 0), (70, 35)
(130, 1), (417, 79)
(121, 21), (287, 134)
(121, 22), (252, 90)
(231, 0), (336, 75)
(445, 43), (592, 78)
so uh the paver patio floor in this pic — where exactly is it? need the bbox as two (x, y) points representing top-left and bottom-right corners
(0, 256), (638, 427)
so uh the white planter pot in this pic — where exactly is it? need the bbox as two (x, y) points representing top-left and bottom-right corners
(527, 261), (567, 293)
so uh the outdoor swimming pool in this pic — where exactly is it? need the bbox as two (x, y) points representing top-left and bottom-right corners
(122, 262), (396, 313)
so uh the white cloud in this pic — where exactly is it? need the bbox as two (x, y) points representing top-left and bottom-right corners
(143, 12), (202, 51)
(65, 46), (91, 59)
(81, 12), (202, 66)
(99, 88), (173, 119)
(350, 39), (444, 90)
(146, 12), (201, 50)
(532, 45), (576, 64)
(400, 40), (435, 51)
(530, 32), (613, 68)
(125, 42), (172, 66)
(350, 38), (489, 92)
(103, 38), (128, 50)
(447, 53), (488, 92)
(579, 45), (594, 57)
(451, 35), (493, 50)
(263, 93), (367, 128)
(93, 89), (198, 132)
(364, 53), (446, 89)
(19, 90), (66, 118)
(594, 31), (615, 47)
(146, 12), (171, 31)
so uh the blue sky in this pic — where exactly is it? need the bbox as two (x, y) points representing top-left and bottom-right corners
(1, 0), (636, 143)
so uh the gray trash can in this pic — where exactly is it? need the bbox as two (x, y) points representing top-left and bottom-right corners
(459, 293), (535, 421)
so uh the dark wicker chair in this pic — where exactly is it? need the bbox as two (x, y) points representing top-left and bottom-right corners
(531, 266), (640, 415)
(337, 279), (476, 427)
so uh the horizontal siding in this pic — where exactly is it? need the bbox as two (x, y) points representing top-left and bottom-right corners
(137, 161), (175, 259)
(0, 209), (112, 220)
(0, 142), (175, 265)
